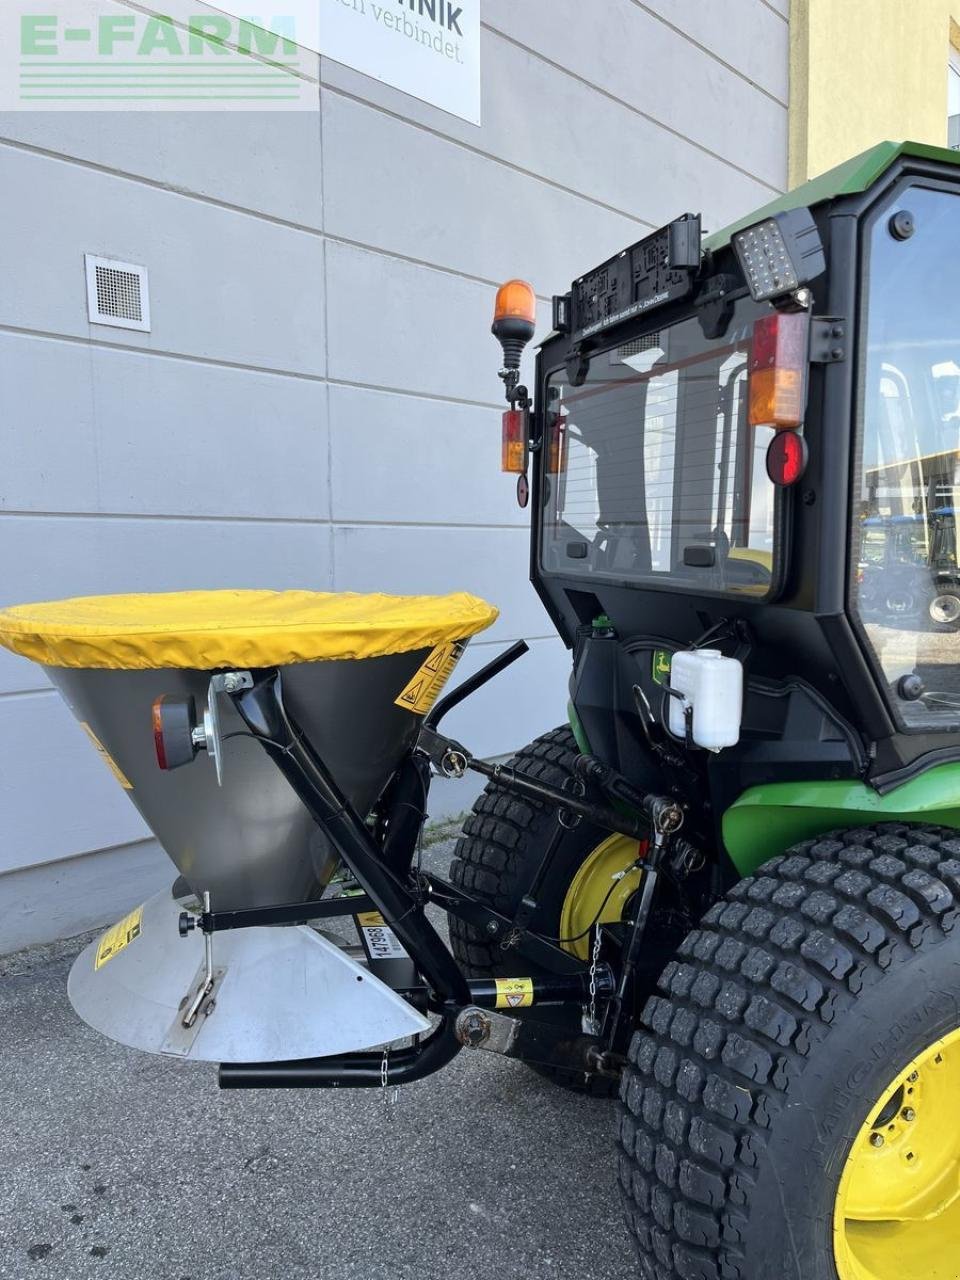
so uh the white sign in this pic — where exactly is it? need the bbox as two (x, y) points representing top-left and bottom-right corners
(5, 0), (479, 118)
(319, 0), (480, 124)
(204, 0), (480, 123)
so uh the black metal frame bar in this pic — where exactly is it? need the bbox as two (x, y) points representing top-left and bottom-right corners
(213, 659), (668, 1091)
(202, 894), (375, 931)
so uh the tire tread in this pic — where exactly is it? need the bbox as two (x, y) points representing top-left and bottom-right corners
(617, 823), (960, 1279)
(450, 725), (617, 1096)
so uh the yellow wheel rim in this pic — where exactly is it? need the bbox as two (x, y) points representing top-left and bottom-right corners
(834, 1026), (960, 1280)
(558, 834), (645, 962)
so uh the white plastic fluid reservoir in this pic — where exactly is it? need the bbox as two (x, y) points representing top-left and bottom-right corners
(667, 649), (743, 752)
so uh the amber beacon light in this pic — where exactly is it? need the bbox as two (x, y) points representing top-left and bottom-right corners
(492, 279), (537, 376)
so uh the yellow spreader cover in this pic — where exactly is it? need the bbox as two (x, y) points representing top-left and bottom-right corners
(0, 590), (499, 671)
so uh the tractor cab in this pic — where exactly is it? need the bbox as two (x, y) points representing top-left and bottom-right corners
(491, 141), (960, 876)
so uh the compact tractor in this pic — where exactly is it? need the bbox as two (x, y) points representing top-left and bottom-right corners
(3, 141), (960, 1280)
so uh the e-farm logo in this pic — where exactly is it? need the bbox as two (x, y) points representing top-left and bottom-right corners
(9, 4), (313, 110)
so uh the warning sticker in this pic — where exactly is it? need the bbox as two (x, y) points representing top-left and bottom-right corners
(394, 640), (466, 716)
(79, 722), (133, 790)
(494, 977), (534, 1010)
(94, 905), (144, 970)
(652, 650), (672, 687)
(356, 911), (408, 961)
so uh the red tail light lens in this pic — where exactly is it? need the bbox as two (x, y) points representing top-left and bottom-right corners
(748, 311), (808, 428)
(502, 409), (527, 474)
(151, 694), (199, 771)
(546, 412), (567, 475)
(152, 696), (168, 770)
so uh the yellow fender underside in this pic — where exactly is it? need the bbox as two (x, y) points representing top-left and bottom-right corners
(834, 1026), (960, 1280)
(0, 590), (499, 670)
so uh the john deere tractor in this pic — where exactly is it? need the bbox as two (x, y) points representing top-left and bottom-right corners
(450, 141), (960, 1280)
(5, 141), (960, 1280)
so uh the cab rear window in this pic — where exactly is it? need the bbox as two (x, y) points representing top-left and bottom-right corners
(540, 301), (780, 598)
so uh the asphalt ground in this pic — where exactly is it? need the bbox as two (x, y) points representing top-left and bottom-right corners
(0, 834), (636, 1280)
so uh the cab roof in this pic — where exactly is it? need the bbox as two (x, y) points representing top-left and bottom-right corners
(704, 140), (960, 252)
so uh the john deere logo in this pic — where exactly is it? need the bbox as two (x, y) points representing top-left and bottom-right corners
(652, 650), (672, 686)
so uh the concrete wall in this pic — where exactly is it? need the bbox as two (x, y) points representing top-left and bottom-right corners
(0, 0), (789, 951)
(790, 0), (960, 185)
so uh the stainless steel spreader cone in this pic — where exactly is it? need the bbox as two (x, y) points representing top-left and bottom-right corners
(0, 589), (498, 1061)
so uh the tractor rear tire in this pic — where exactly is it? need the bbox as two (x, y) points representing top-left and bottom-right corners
(449, 726), (619, 1097)
(616, 823), (960, 1280)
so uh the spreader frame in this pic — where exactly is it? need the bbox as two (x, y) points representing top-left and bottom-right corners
(209, 651), (680, 1090)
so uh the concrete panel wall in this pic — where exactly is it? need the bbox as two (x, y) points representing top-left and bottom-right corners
(0, 0), (788, 948)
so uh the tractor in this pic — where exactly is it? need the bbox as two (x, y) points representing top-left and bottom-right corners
(3, 140), (960, 1280)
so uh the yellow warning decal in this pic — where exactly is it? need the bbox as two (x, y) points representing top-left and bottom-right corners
(355, 912), (407, 960)
(356, 911), (385, 928)
(394, 640), (466, 716)
(79, 721), (133, 790)
(94, 905), (144, 970)
(494, 977), (534, 1010)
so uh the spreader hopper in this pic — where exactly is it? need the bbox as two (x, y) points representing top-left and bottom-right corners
(0, 589), (498, 1061)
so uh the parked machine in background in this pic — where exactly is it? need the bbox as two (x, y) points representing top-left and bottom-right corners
(4, 141), (960, 1280)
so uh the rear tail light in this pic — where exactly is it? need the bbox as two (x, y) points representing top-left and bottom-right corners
(546, 412), (567, 475)
(502, 408), (527, 474)
(152, 694), (199, 771)
(152, 697), (168, 769)
(748, 311), (808, 429)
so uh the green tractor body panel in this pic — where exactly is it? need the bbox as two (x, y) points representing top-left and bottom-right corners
(723, 765), (960, 877)
(566, 700), (591, 758)
(704, 140), (960, 251)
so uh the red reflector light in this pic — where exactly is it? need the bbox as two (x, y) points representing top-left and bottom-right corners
(152, 696), (168, 770)
(766, 430), (808, 486)
(502, 408), (527, 473)
(748, 311), (808, 428)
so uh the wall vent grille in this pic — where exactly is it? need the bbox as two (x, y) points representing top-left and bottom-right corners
(84, 255), (150, 332)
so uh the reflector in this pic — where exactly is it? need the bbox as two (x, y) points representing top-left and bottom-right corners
(766, 429), (808, 486)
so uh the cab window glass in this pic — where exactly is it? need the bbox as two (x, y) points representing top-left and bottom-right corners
(853, 186), (960, 729)
(541, 303), (777, 598)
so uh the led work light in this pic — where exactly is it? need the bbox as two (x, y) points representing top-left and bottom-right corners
(732, 207), (825, 303)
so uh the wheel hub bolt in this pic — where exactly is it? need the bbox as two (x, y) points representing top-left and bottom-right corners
(907, 1071), (919, 1083)
(869, 1133), (885, 1148)
(901, 1107), (916, 1122)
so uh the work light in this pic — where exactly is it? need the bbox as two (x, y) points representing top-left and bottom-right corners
(732, 207), (825, 302)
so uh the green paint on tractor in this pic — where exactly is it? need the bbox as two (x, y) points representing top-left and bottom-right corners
(723, 763), (960, 877)
(704, 140), (960, 252)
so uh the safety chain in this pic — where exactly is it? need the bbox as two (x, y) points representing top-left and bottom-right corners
(380, 1048), (400, 1117)
(582, 924), (603, 1036)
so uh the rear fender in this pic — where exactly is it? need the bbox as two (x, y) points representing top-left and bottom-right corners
(723, 764), (960, 877)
